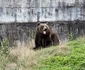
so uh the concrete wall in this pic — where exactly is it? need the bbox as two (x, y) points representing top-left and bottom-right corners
(0, 0), (85, 22)
(0, 20), (85, 47)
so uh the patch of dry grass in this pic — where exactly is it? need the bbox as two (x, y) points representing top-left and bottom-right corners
(9, 47), (37, 70)
(6, 40), (70, 70)
(10, 47), (35, 59)
(35, 43), (70, 60)
(13, 39), (35, 49)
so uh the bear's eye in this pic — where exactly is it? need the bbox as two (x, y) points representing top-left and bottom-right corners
(39, 26), (44, 30)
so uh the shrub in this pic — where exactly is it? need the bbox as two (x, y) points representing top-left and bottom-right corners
(0, 38), (10, 56)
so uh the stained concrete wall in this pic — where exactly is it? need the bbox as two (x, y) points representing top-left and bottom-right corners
(0, 20), (85, 47)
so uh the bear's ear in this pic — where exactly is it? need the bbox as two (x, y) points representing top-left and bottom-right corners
(37, 22), (40, 26)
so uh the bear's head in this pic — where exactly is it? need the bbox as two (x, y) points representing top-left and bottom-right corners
(36, 22), (51, 35)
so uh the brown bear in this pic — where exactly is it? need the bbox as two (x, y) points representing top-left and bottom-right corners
(33, 22), (59, 49)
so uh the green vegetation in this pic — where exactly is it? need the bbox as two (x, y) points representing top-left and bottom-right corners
(0, 37), (85, 70)
(35, 37), (85, 70)
(0, 38), (10, 70)
(0, 38), (10, 55)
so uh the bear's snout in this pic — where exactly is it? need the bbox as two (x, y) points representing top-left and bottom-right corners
(43, 31), (46, 34)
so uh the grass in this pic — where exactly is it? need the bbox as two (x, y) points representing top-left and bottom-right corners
(0, 37), (85, 70)
(36, 37), (85, 70)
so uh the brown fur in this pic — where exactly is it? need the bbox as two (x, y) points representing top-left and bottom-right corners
(33, 22), (59, 49)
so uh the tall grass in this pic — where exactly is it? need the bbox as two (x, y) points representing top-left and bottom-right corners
(1, 37), (85, 70)
(6, 40), (69, 70)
